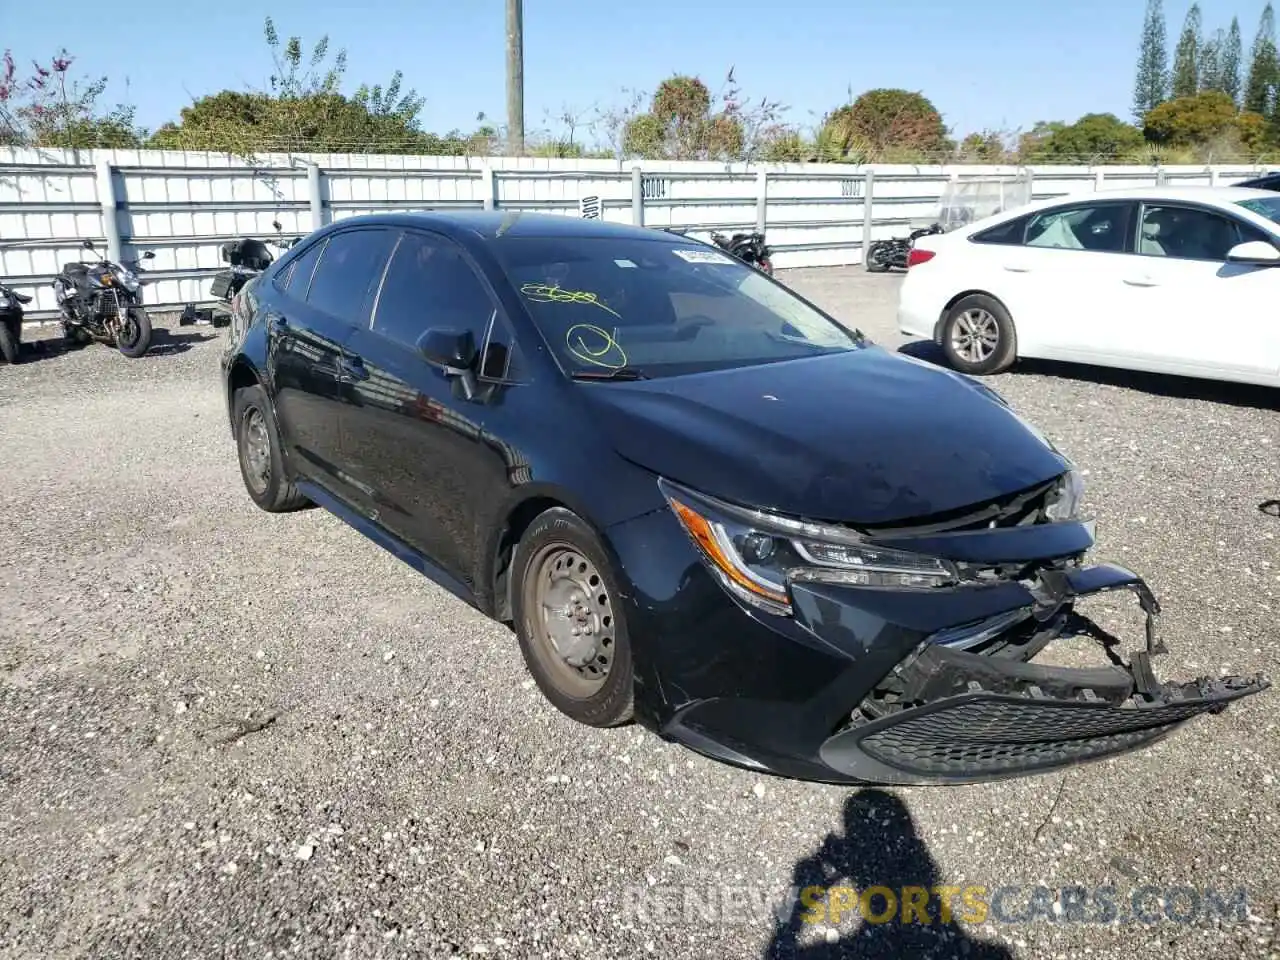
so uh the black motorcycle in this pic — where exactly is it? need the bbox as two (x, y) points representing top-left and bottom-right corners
(663, 227), (774, 275)
(201, 222), (301, 326)
(0, 281), (32, 364)
(54, 239), (155, 357)
(864, 223), (945, 273)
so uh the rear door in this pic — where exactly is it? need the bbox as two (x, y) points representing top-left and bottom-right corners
(267, 227), (397, 500)
(1114, 201), (1280, 380)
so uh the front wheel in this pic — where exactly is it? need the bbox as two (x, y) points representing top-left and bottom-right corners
(941, 294), (1017, 376)
(232, 383), (310, 512)
(864, 242), (890, 273)
(116, 307), (152, 358)
(0, 320), (18, 364)
(511, 508), (634, 728)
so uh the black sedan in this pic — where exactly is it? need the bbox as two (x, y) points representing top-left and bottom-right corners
(219, 211), (1267, 786)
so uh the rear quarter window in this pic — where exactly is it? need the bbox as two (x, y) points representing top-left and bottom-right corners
(970, 216), (1031, 245)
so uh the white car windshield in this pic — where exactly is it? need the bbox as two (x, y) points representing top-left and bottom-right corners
(1235, 194), (1280, 225)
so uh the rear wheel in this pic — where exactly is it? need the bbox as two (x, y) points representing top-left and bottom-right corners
(232, 383), (310, 512)
(511, 508), (634, 728)
(941, 294), (1017, 376)
(864, 242), (890, 273)
(0, 320), (18, 364)
(116, 307), (152, 358)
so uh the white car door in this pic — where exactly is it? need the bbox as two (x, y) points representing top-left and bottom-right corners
(1115, 202), (1280, 381)
(970, 200), (1139, 361)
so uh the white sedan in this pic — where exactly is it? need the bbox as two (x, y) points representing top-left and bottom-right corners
(896, 185), (1280, 386)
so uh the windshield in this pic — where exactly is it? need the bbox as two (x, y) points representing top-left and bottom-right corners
(491, 236), (863, 379)
(1235, 195), (1280, 225)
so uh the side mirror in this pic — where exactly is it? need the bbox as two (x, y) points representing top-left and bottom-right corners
(272, 220), (282, 232)
(1226, 240), (1280, 264)
(142, 251), (156, 260)
(418, 327), (479, 400)
(418, 327), (477, 373)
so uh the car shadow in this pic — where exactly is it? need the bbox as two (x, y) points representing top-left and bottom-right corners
(895, 340), (1279, 411)
(764, 789), (1012, 960)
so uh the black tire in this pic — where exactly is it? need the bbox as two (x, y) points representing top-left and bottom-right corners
(0, 321), (18, 364)
(116, 307), (152, 358)
(511, 507), (634, 728)
(940, 293), (1017, 376)
(232, 383), (310, 512)
(864, 242), (890, 273)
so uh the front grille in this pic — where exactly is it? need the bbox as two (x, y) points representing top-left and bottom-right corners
(859, 477), (1058, 537)
(854, 693), (1216, 778)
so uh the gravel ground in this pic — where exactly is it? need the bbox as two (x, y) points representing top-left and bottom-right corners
(1, 271), (1278, 960)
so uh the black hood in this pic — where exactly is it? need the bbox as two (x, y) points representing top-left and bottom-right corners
(580, 346), (1071, 526)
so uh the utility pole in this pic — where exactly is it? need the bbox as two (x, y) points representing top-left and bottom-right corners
(505, 0), (525, 156)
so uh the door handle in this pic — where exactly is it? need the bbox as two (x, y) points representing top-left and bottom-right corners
(1123, 277), (1159, 287)
(338, 353), (369, 380)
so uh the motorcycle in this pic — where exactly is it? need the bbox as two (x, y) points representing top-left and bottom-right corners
(663, 227), (774, 275)
(54, 239), (156, 357)
(200, 221), (301, 326)
(0, 281), (32, 364)
(864, 223), (945, 273)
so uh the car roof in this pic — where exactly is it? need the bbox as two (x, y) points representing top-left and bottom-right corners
(329, 210), (681, 243)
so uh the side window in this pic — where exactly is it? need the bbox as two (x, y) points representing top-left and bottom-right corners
(307, 229), (398, 326)
(971, 215), (1030, 245)
(277, 239), (326, 299)
(1137, 204), (1267, 261)
(372, 231), (496, 352)
(1024, 202), (1133, 252)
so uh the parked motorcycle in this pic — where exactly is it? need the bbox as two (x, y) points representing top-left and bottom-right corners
(663, 227), (774, 274)
(54, 240), (155, 357)
(864, 223), (945, 273)
(0, 281), (32, 364)
(204, 221), (301, 325)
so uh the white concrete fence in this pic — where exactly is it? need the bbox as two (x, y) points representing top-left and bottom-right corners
(0, 147), (1272, 319)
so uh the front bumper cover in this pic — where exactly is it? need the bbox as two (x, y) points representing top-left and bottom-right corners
(660, 561), (1269, 786)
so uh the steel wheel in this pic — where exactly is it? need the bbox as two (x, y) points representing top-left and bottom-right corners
(950, 308), (1000, 364)
(240, 406), (272, 496)
(525, 543), (615, 697)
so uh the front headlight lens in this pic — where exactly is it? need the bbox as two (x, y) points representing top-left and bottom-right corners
(1044, 467), (1085, 522)
(660, 479), (958, 616)
(118, 269), (140, 292)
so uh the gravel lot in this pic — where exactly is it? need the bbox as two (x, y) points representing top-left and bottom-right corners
(2, 268), (1278, 960)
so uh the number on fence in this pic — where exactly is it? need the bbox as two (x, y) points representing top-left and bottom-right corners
(579, 195), (602, 219)
(641, 177), (669, 200)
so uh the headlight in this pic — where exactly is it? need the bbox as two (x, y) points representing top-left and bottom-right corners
(117, 269), (140, 292)
(659, 479), (958, 617)
(1044, 467), (1085, 522)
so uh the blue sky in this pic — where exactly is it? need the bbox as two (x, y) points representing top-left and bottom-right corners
(0, 0), (1270, 143)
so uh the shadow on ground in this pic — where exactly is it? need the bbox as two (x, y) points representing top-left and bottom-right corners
(896, 339), (1280, 411)
(11, 326), (216, 363)
(764, 789), (1012, 960)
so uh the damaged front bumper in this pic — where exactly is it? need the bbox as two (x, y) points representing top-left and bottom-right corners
(649, 531), (1269, 786)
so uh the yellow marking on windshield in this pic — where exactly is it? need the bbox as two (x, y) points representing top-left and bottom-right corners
(566, 323), (628, 369)
(520, 282), (622, 320)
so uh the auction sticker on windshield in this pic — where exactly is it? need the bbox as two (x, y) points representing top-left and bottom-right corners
(672, 248), (736, 265)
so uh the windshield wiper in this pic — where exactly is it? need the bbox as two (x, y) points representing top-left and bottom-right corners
(570, 366), (649, 381)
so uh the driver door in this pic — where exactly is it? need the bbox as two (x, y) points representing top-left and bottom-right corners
(1116, 202), (1280, 380)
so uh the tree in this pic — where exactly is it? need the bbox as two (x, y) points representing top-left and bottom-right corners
(1143, 89), (1238, 144)
(818, 89), (949, 161)
(1200, 27), (1222, 93)
(1019, 113), (1145, 162)
(955, 130), (1010, 163)
(1223, 17), (1244, 103)
(146, 18), (474, 155)
(1244, 3), (1278, 116)
(0, 48), (142, 148)
(1133, 0), (1170, 121)
(1172, 3), (1203, 98)
(619, 70), (783, 161)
